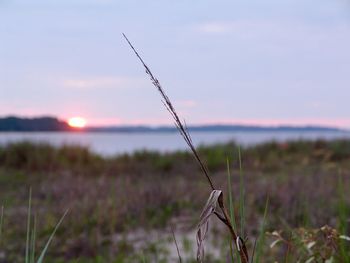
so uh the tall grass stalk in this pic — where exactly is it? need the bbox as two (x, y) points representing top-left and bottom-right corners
(124, 33), (249, 263)
(122, 34), (214, 190)
(227, 159), (237, 232)
(238, 147), (245, 240)
(25, 188), (32, 263)
(0, 205), (3, 244)
(30, 215), (37, 263)
(227, 158), (239, 263)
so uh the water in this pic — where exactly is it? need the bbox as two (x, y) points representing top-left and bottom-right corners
(0, 131), (349, 156)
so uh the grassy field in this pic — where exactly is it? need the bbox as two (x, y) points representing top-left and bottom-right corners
(0, 139), (349, 262)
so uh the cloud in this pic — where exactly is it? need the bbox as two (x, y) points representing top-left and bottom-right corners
(196, 22), (233, 34)
(63, 76), (145, 90)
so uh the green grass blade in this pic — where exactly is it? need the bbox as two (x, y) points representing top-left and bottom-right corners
(141, 252), (147, 263)
(227, 161), (235, 263)
(227, 236), (234, 263)
(227, 158), (239, 263)
(0, 205), (4, 244)
(36, 209), (69, 263)
(227, 158), (237, 230)
(30, 214), (37, 263)
(26, 188), (32, 263)
(337, 172), (350, 261)
(254, 197), (269, 263)
(238, 147), (245, 240)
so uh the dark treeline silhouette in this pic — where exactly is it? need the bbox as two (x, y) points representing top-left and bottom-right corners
(0, 116), (71, 131)
(0, 116), (346, 132)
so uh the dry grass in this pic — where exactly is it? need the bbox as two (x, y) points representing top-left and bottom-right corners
(123, 33), (251, 263)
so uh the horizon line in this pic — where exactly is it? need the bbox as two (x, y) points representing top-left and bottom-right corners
(1, 115), (350, 130)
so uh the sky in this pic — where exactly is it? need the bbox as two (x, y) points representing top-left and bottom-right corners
(1, 0), (350, 128)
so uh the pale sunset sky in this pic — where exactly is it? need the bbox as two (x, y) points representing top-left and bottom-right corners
(1, 0), (350, 128)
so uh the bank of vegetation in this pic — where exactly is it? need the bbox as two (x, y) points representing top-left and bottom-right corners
(0, 140), (349, 262)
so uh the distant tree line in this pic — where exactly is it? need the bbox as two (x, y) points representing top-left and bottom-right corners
(0, 116), (71, 131)
(0, 116), (343, 132)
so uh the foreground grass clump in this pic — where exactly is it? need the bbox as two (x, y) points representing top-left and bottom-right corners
(0, 140), (349, 262)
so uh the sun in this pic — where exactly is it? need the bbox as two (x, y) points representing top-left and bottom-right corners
(68, 117), (87, 128)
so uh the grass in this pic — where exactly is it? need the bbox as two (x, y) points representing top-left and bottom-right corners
(0, 205), (3, 245)
(0, 140), (349, 261)
(238, 147), (245, 242)
(0, 186), (68, 263)
(25, 188), (32, 263)
(124, 34), (250, 262)
(226, 158), (239, 263)
(36, 209), (68, 263)
(337, 172), (350, 262)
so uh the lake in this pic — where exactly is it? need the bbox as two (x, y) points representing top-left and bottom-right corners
(1, 130), (350, 156)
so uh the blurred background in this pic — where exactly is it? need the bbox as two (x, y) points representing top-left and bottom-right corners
(0, 0), (350, 262)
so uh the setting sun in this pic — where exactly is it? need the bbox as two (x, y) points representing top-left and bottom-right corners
(68, 117), (87, 128)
